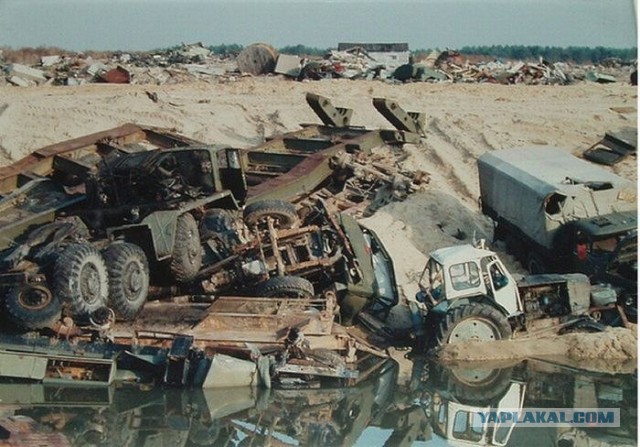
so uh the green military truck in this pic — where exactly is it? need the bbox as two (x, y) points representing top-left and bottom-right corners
(0, 144), (248, 328)
(0, 94), (418, 331)
(477, 146), (637, 320)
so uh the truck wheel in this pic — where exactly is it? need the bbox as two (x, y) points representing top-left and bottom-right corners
(103, 242), (150, 321)
(171, 213), (202, 283)
(256, 276), (314, 299)
(526, 252), (545, 274)
(243, 200), (299, 229)
(433, 303), (512, 347)
(3, 284), (62, 330)
(447, 365), (514, 406)
(54, 243), (109, 318)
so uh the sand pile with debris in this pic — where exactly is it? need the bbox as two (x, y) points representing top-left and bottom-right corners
(0, 77), (636, 365)
(438, 327), (637, 374)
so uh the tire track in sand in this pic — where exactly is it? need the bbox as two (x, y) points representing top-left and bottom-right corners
(424, 116), (494, 203)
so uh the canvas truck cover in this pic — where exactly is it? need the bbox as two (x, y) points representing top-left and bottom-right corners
(478, 146), (637, 248)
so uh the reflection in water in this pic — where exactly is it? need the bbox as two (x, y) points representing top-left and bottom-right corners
(0, 357), (636, 446)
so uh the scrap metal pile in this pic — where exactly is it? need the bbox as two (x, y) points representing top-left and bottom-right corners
(0, 94), (427, 389)
(1, 42), (634, 86)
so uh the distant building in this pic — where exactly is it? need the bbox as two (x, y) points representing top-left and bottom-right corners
(337, 42), (411, 71)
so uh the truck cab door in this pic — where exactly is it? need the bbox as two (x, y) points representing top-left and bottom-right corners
(487, 260), (522, 315)
(218, 148), (247, 204)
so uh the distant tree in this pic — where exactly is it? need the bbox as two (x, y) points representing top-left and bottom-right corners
(440, 45), (637, 64)
(208, 44), (244, 56)
(277, 45), (328, 56)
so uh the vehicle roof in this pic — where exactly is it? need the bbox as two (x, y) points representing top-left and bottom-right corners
(478, 146), (635, 198)
(573, 210), (638, 237)
(430, 244), (496, 264)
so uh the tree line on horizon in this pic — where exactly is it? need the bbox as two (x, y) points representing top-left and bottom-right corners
(1, 43), (635, 66)
(208, 43), (636, 65)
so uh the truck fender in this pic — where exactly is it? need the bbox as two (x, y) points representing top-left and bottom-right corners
(107, 222), (162, 261)
(429, 296), (511, 318)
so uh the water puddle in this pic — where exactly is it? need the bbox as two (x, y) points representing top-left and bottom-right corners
(0, 357), (635, 446)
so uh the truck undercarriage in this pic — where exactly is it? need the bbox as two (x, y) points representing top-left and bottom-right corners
(0, 94), (424, 388)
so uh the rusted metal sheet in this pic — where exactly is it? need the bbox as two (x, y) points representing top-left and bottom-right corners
(192, 294), (336, 341)
(98, 66), (131, 84)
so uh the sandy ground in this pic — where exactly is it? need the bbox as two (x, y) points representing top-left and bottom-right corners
(0, 77), (636, 369)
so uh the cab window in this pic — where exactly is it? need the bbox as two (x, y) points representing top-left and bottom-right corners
(449, 262), (481, 291)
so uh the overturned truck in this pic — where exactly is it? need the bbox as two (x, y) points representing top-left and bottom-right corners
(0, 94), (423, 331)
(0, 94), (424, 387)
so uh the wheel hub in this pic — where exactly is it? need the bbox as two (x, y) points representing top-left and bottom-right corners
(448, 317), (499, 343)
(124, 262), (143, 300)
(80, 263), (101, 304)
(19, 285), (52, 310)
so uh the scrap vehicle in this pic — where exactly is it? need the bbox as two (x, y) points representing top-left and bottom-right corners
(411, 241), (628, 350)
(1, 358), (403, 446)
(0, 143), (249, 329)
(407, 358), (637, 447)
(477, 146), (637, 320)
(0, 94), (415, 336)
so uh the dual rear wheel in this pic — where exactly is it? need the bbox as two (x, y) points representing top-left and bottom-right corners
(3, 241), (150, 330)
(55, 242), (150, 322)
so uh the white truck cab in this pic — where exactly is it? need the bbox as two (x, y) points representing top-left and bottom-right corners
(416, 244), (523, 316)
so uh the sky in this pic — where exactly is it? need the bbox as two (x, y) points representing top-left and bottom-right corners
(0, 0), (637, 51)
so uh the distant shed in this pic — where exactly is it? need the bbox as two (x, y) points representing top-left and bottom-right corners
(337, 42), (411, 70)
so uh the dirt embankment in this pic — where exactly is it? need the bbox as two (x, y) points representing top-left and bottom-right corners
(437, 327), (637, 374)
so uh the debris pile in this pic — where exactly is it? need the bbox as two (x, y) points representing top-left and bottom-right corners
(0, 94), (427, 390)
(1, 42), (239, 86)
(2, 43), (634, 86)
(391, 51), (626, 85)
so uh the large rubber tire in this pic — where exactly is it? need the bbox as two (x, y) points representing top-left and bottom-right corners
(3, 284), (62, 330)
(243, 200), (299, 229)
(446, 365), (515, 406)
(170, 213), (202, 283)
(103, 242), (150, 321)
(432, 303), (512, 348)
(256, 276), (314, 299)
(54, 243), (109, 318)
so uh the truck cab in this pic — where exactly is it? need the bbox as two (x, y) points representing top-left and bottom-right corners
(415, 244), (522, 317)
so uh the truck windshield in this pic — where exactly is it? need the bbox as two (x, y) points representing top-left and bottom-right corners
(449, 262), (481, 291)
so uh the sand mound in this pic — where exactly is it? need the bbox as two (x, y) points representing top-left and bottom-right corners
(438, 327), (637, 374)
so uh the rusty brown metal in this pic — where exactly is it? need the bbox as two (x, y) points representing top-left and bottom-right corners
(0, 124), (204, 195)
(98, 66), (131, 84)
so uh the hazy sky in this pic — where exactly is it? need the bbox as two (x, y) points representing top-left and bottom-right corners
(0, 0), (637, 51)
